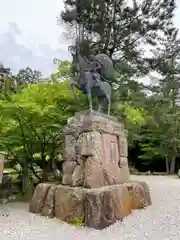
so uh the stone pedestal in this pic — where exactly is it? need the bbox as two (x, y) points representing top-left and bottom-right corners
(30, 111), (152, 229)
(30, 181), (151, 229)
(62, 111), (130, 188)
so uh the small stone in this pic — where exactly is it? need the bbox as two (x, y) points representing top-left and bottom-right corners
(29, 183), (52, 213)
(0, 175), (13, 199)
(125, 181), (152, 209)
(62, 161), (77, 174)
(62, 174), (72, 185)
(11, 195), (16, 200)
(55, 185), (84, 223)
(84, 184), (132, 229)
(0, 198), (8, 204)
(41, 185), (57, 218)
(8, 195), (16, 201)
(178, 169), (180, 178)
(72, 166), (84, 186)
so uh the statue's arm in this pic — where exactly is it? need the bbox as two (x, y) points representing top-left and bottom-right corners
(92, 60), (102, 72)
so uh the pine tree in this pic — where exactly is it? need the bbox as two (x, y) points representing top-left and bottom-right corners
(60, 0), (176, 77)
(146, 28), (180, 173)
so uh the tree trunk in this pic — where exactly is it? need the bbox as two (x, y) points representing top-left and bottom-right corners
(170, 156), (176, 174)
(42, 161), (51, 182)
(42, 166), (49, 182)
(22, 161), (29, 194)
(21, 161), (33, 200)
(165, 156), (169, 173)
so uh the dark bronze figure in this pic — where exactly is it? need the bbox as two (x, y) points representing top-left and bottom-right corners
(62, 5), (116, 115)
(69, 42), (115, 115)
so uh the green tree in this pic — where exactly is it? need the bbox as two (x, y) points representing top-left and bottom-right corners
(139, 29), (180, 173)
(15, 67), (43, 86)
(0, 65), (17, 98)
(51, 59), (72, 82)
(0, 75), (15, 99)
(0, 81), (85, 196)
(61, 0), (176, 77)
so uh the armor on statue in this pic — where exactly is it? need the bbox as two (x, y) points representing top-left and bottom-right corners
(62, 3), (116, 114)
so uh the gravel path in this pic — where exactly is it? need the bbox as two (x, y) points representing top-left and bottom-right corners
(0, 175), (180, 240)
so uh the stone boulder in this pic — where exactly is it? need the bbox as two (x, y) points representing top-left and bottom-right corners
(30, 180), (151, 229)
(41, 185), (57, 217)
(125, 181), (152, 209)
(54, 185), (85, 224)
(178, 169), (180, 178)
(29, 183), (52, 213)
(0, 175), (12, 200)
(84, 184), (132, 229)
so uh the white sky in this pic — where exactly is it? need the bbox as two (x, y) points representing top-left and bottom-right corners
(0, 0), (68, 75)
(0, 0), (180, 77)
(0, 0), (62, 46)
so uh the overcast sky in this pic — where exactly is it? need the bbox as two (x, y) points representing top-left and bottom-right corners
(0, 0), (180, 77)
(0, 0), (68, 76)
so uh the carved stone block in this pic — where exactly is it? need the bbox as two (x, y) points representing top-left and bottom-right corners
(62, 111), (130, 187)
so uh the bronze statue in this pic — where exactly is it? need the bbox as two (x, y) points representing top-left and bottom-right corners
(69, 42), (115, 115)
(62, 5), (116, 115)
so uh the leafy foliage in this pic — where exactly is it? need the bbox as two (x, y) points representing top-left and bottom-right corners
(15, 67), (43, 85)
(0, 80), (85, 194)
(61, 0), (176, 77)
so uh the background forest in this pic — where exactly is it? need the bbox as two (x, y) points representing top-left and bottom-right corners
(0, 0), (180, 196)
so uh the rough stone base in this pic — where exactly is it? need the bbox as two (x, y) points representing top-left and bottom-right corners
(0, 175), (13, 204)
(62, 111), (130, 188)
(29, 181), (152, 230)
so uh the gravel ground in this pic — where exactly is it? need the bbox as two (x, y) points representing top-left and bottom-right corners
(0, 175), (180, 240)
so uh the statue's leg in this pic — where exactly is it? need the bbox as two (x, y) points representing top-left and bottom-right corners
(108, 98), (111, 115)
(89, 92), (93, 111)
(87, 88), (93, 111)
(84, 72), (93, 111)
(97, 96), (102, 112)
(105, 84), (111, 115)
(97, 96), (105, 112)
